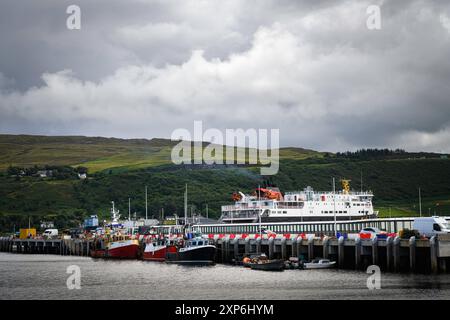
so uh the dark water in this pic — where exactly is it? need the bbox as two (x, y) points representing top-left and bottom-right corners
(0, 253), (449, 300)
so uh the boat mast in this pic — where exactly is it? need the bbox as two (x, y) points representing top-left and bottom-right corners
(184, 184), (188, 227)
(258, 185), (262, 238)
(333, 177), (337, 237)
(128, 198), (131, 221)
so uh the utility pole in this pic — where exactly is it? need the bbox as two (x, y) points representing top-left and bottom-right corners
(128, 198), (131, 221)
(206, 204), (209, 219)
(145, 186), (148, 220)
(418, 187), (422, 217)
(360, 169), (363, 193)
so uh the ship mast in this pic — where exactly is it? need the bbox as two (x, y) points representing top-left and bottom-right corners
(184, 184), (188, 227)
(258, 185), (262, 238)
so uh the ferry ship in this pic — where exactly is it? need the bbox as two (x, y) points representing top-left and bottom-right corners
(219, 180), (377, 223)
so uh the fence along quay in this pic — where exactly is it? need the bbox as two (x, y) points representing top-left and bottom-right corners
(1, 217), (450, 273)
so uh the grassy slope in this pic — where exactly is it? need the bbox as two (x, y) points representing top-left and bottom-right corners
(0, 135), (321, 172)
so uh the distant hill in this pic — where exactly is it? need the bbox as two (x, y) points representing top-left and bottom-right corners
(0, 134), (323, 172)
(0, 134), (449, 233)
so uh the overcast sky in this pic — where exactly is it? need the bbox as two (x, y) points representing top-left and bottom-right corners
(0, 0), (450, 152)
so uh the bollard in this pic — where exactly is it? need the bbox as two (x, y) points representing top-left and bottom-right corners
(372, 236), (378, 266)
(338, 236), (345, 268)
(355, 236), (361, 270)
(386, 236), (393, 271)
(409, 236), (416, 272)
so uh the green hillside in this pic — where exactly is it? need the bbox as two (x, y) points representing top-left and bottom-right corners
(0, 134), (449, 233)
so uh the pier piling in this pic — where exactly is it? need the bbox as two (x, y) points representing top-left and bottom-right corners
(338, 236), (345, 268)
(409, 236), (416, 272)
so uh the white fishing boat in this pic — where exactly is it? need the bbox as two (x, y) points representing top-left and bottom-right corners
(304, 258), (336, 269)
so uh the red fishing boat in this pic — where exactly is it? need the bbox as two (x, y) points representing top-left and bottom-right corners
(143, 236), (177, 261)
(106, 238), (140, 259)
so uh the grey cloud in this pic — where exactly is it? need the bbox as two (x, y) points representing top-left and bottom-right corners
(0, 0), (450, 153)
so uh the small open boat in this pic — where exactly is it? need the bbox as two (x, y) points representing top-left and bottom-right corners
(243, 254), (285, 271)
(304, 258), (336, 269)
(248, 259), (285, 271)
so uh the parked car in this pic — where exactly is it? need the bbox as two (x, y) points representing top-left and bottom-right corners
(413, 217), (450, 237)
(360, 227), (387, 239)
(42, 229), (58, 239)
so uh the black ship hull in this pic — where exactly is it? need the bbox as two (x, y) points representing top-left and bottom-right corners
(165, 245), (216, 265)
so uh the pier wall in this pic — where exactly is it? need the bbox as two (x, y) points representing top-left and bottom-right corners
(1, 234), (450, 274)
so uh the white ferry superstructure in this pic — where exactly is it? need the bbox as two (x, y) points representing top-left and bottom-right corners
(219, 181), (377, 223)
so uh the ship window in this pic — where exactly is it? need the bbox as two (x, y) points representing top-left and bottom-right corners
(198, 241), (203, 245)
(283, 211), (287, 214)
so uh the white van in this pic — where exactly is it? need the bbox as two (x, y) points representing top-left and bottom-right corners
(413, 217), (450, 237)
(43, 229), (58, 239)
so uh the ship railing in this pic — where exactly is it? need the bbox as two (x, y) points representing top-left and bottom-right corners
(284, 191), (373, 196)
(221, 205), (271, 211)
(220, 212), (259, 219)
